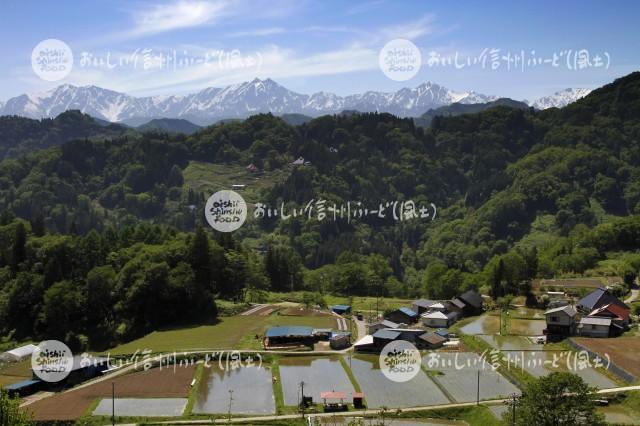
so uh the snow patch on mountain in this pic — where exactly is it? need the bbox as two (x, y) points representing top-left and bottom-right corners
(530, 88), (592, 109)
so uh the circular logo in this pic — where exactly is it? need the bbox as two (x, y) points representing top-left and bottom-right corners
(31, 340), (74, 382)
(379, 339), (421, 382)
(31, 39), (74, 82)
(379, 39), (422, 82)
(205, 190), (247, 232)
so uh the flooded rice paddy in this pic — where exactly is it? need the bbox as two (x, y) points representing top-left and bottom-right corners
(193, 365), (276, 414)
(279, 357), (354, 406)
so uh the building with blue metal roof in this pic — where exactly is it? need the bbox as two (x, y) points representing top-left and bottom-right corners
(331, 305), (352, 315)
(265, 326), (314, 338)
(385, 307), (418, 324)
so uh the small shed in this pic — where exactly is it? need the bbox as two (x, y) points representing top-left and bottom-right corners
(331, 305), (352, 315)
(320, 391), (348, 411)
(352, 392), (365, 408)
(0, 344), (38, 362)
(417, 332), (447, 350)
(385, 307), (418, 324)
(329, 332), (351, 349)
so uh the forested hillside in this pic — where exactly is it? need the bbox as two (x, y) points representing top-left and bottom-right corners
(1, 72), (640, 349)
(0, 110), (127, 159)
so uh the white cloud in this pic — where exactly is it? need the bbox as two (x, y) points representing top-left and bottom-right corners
(127, 0), (229, 38)
(380, 14), (435, 40)
(228, 27), (287, 37)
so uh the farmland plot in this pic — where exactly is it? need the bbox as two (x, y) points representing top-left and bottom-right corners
(279, 357), (354, 406)
(193, 365), (276, 414)
(93, 398), (187, 416)
(349, 355), (449, 408)
(422, 352), (520, 402)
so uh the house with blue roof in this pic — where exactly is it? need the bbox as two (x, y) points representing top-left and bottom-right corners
(264, 326), (316, 349)
(330, 305), (352, 315)
(385, 307), (418, 324)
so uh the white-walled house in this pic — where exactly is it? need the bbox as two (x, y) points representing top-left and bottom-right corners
(421, 311), (458, 328)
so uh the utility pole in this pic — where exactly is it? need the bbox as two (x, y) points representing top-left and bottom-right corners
(512, 393), (517, 425)
(476, 370), (480, 405)
(111, 382), (115, 426)
(227, 389), (234, 422)
(300, 380), (306, 418)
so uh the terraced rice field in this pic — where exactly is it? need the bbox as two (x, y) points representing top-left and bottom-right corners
(279, 357), (354, 406)
(25, 366), (195, 421)
(93, 398), (187, 417)
(349, 355), (449, 408)
(422, 353), (520, 402)
(193, 365), (276, 414)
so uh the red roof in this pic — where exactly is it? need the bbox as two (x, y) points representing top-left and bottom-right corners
(590, 303), (630, 321)
(320, 391), (347, 399)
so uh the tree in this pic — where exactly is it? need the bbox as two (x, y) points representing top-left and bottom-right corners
(505, 372), (605, 426)
(10, 222), (26, 272)
(0, 389), (31, 425)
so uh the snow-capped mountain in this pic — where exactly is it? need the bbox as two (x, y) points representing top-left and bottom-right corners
(0, 79), (498, 125)
(530, 88), (592, 109)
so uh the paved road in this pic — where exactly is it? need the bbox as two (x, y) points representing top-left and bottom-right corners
(624, 288), (639, 305)
(354, 316), (367, 341)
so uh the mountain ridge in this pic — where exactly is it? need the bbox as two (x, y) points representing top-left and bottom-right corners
(0, 78), (590, 125)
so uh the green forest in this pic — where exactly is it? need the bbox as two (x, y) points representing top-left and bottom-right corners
(1, 71), (640, 350)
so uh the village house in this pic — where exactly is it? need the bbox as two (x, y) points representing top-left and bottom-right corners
(576, 287), (629, 314)
(366, 319), (400, 335)
(450, 289), (484, 316)
(385, 307), (418, 324)
(371, 329), (402, 349)
(544, 305), (577, 338)
(412, 299), (437, 315)
(578, 317), (613, 338)
(588, 303), (630, 334)
(421, 310), (458, 328)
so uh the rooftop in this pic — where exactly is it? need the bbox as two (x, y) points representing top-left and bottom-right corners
(396, 307), (418, 317)
(372, 329), (402, 340)
(544, 305), (577, 317)
(579, 317), (612, 326)
(265, 326), (314, 338)
(413, 299), (436, 308)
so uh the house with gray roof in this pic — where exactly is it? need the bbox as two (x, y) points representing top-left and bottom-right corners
(544, 305), (577, 338)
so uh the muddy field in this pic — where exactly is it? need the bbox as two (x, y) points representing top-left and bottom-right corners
(573, 337), (640, 379)
(24, 366), (195, 421)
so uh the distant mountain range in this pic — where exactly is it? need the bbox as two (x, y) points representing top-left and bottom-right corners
(0, 79), (591, 126)
(529, 88), (593, 109)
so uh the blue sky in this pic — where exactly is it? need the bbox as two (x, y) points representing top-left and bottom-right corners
(1, 0), (638, 101)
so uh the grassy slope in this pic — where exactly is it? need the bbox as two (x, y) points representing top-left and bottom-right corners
(108, 314), (337, 355)
(182, 161), (289, 204)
